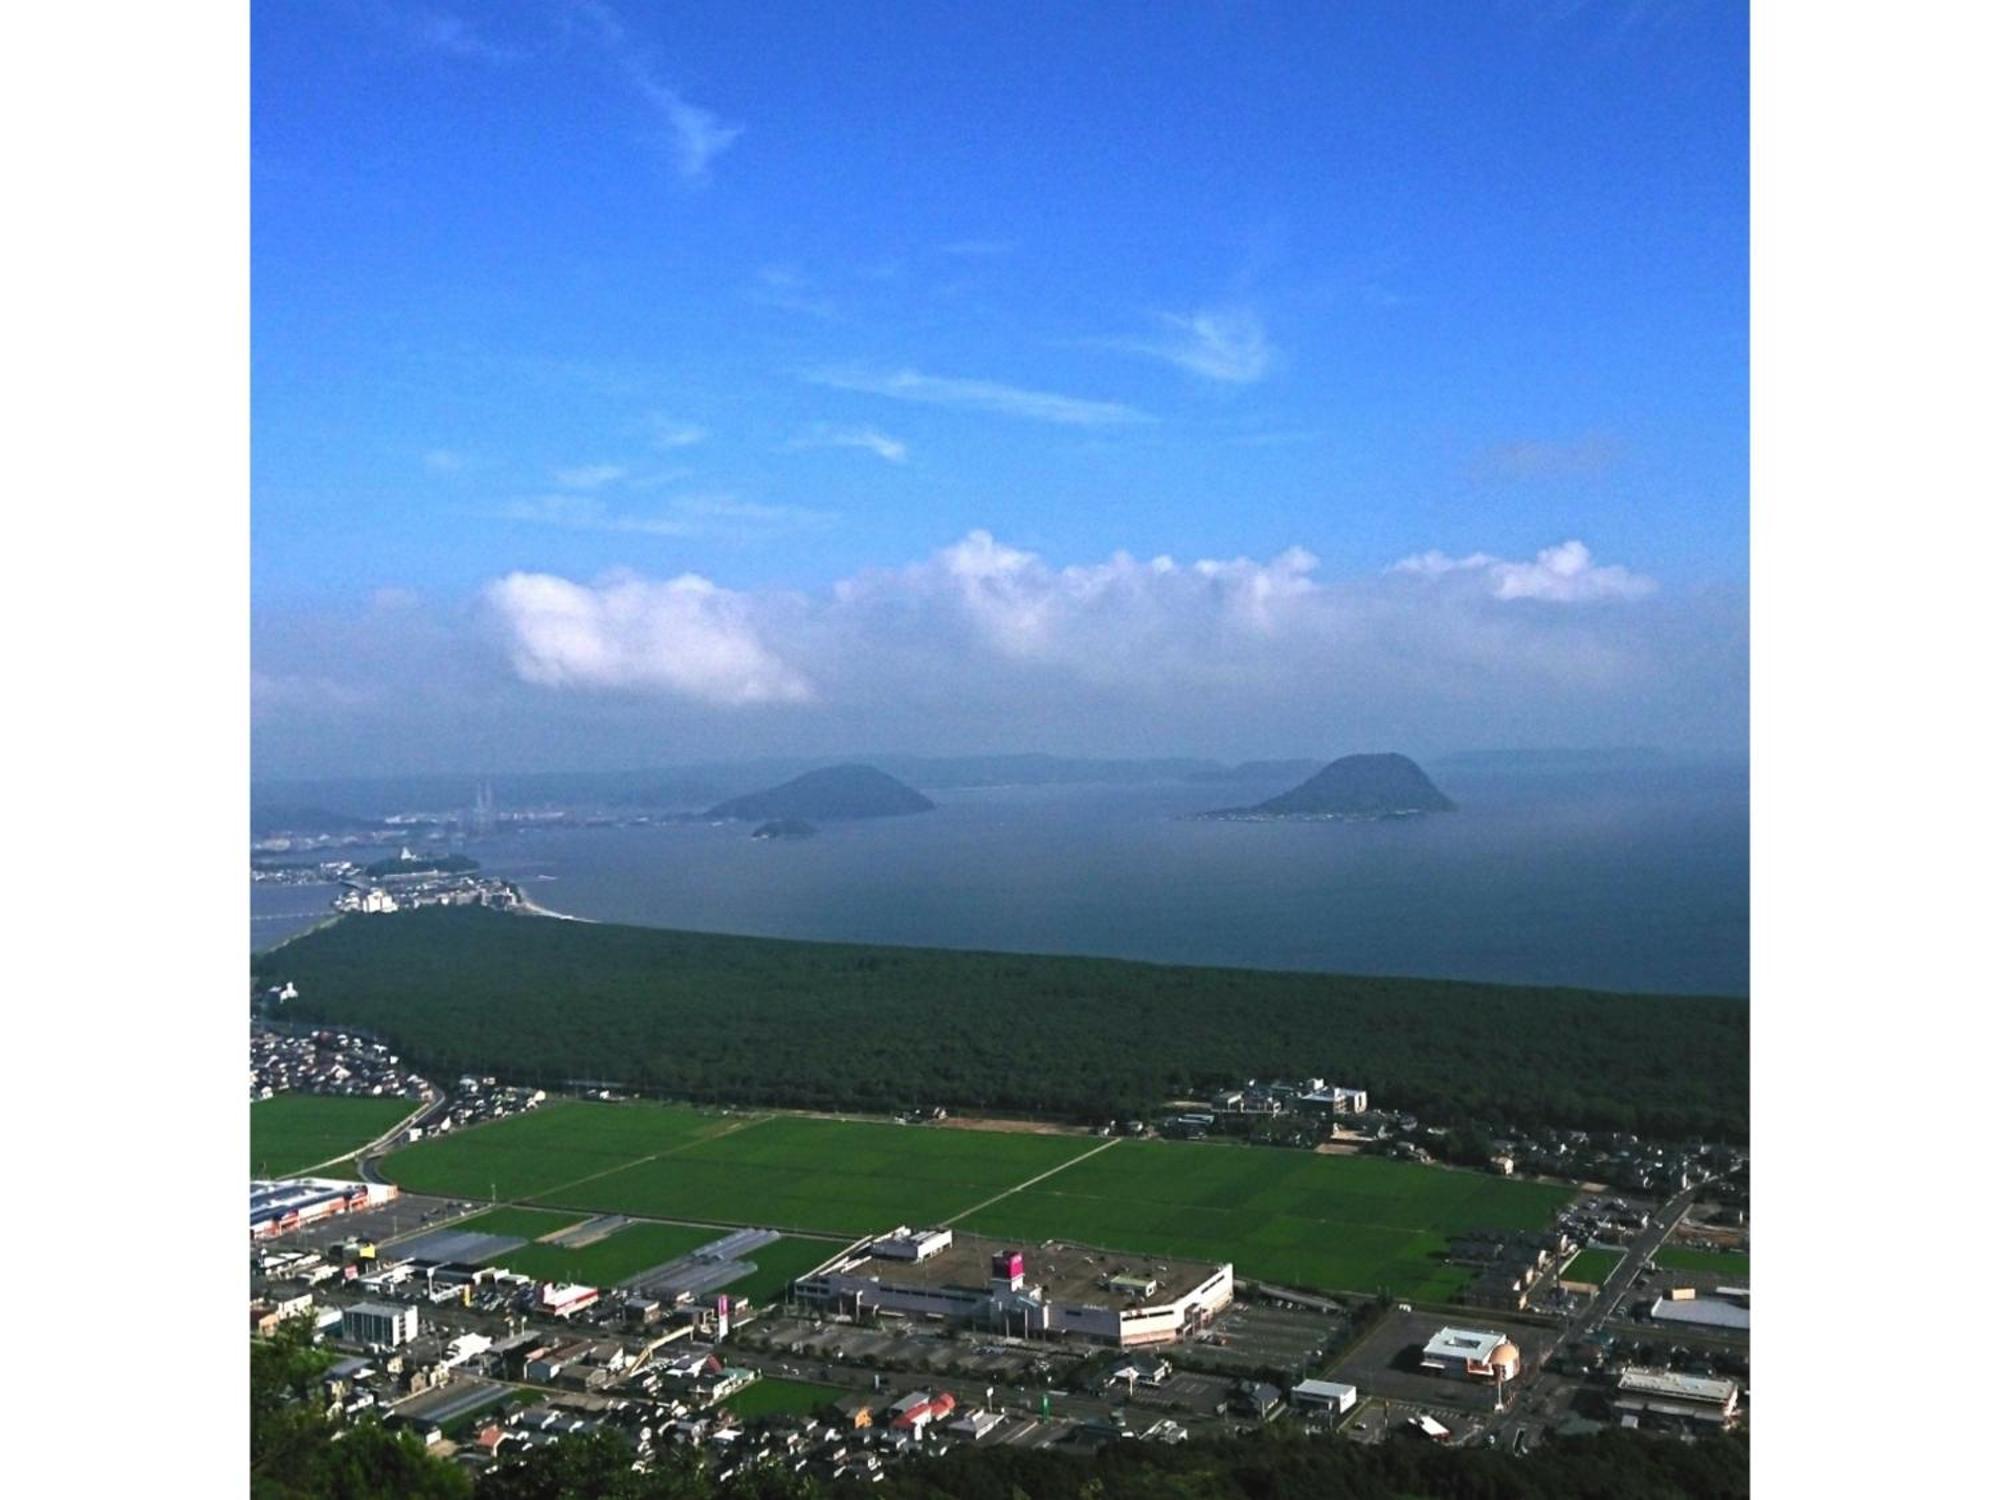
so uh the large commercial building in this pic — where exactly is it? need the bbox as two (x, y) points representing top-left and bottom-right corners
(1614, 1368), (1741, 1429)
(341, 1301), (419, 1349)
(1420, 1326), (1523, 1383)
(794, 1228), (1233, 1348)
(250, 1178), (398, 1239)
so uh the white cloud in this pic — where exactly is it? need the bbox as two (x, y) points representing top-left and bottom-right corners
(260, 531), (1737, 765)
(485, 570), (811, 704)
(938, 238), (1016, 257)
(552, 463), (628, 490)
(483, 533), (1661, 711)
(423, 448), (467, 473)
(1123, 306), (1274, 383)
(807, 367), (1150, 427)
(792, 424), (909, 463)
(1391, 540), (1658, 602)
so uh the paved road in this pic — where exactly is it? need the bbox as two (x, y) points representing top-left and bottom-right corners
(355, 1088), (453, 1185)
(1486, 1180), (1704, 1451)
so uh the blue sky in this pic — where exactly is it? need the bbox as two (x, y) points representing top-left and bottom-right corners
(253, 1), (1746, 774)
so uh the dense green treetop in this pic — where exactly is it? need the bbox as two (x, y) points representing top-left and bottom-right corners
(255, 908), (1746, 1138)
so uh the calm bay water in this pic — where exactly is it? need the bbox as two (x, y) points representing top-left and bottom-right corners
(254, 762), (1747, 996)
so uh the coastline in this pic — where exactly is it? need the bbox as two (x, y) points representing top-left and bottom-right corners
(516, 893), (595, 923)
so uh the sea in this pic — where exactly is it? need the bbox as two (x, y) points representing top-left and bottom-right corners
(251, 759), (1749, 997)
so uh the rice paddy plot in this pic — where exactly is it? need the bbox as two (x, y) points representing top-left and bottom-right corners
(481, 1221), (725, 1287)
(534, 1116), (1101, 1236)
(1655, 1246), (1749, 1281)
(725, 1236), (846, 1306)
(381, 1101), (750, 1202)
(961, 1139), (1574, 1301)
(722, 1378), (845, 1421)
(1562, 1248), (1624, 1286)
(252, 1094), (417, 1178)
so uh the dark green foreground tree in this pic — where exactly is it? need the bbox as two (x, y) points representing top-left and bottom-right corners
(250, 1317), (469, 1500)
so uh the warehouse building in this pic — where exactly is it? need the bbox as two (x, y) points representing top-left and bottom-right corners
(794, 1229), (1232, 1347)
(341, 1301), (419, 1349)
(1613, 1368), (1741, 1429)
(1291, 1378), (1359, 1415)
(1419, 1326), (1522, 1383)
(1647, 1289), (1750, 1332)
(250, 1177), (398, 1239)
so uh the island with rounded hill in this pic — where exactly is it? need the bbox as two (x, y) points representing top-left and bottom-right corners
(1199, 752), (1457, 820)
(705, 764), (936, 822)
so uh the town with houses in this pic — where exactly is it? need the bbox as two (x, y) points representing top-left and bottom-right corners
(252, 1014), (1750, 1486)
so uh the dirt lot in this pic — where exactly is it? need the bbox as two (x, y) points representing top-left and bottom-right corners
(936, 1115), (1093, 1138)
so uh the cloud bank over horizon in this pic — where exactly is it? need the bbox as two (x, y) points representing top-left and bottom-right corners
(253, 532), (1744, 776)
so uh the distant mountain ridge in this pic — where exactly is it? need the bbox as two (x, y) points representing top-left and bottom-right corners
(1203, 753), (1457, 819)
(705, 764), (936, 822)
(1184, 758), (1325, 785)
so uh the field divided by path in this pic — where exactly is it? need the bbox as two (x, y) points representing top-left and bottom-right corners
(380, 1101), (1573, 1299)
(960, 1140), (1573, 1302)
(253, 1094), (419, 1178)
(535, 1116), (1106, 1235)
(384, 1100), (751, 1201)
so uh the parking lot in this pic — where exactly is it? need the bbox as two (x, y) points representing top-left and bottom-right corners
(1328, 1307), (1558, 1414)
(1124, 1369), (1235, 1416)
(272, 1193), (470, 1255)
(1184, 1300), (1348, 1375)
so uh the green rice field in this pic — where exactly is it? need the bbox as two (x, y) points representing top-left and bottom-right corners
(383, 1100), (751, 1202)
(480, 1221), (722, 1285)
(1562, 1248), (1624, 1286)
(961, 1140), (1573, 1302)
(1655, 1246), (1749, 1281)
(534, 1117), (1102, 1235)
(722, 1378), (845, 1421)
(252, 1094), (418, 1178)
(726, 1236), (844, 1305)
(379, 1103), (1574, 1300)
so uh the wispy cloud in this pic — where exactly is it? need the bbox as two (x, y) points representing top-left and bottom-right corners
(1113, 306), (1274, 384)
(807, 367), (1151, 427)
(1470, 436), (1622, 481)
(646, 416), (707, 449)
(938, 238), (1016, 258)
(423, 448), (468, 473)
(407, 9), (517, 62)
(790, 424), (909, 464)
(571, 1), (742, 181)
(499, 492), (835, 542)
(749, 265), (838, 320)
(368, 3), (519, 63)
(552, 463), (629, 490)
